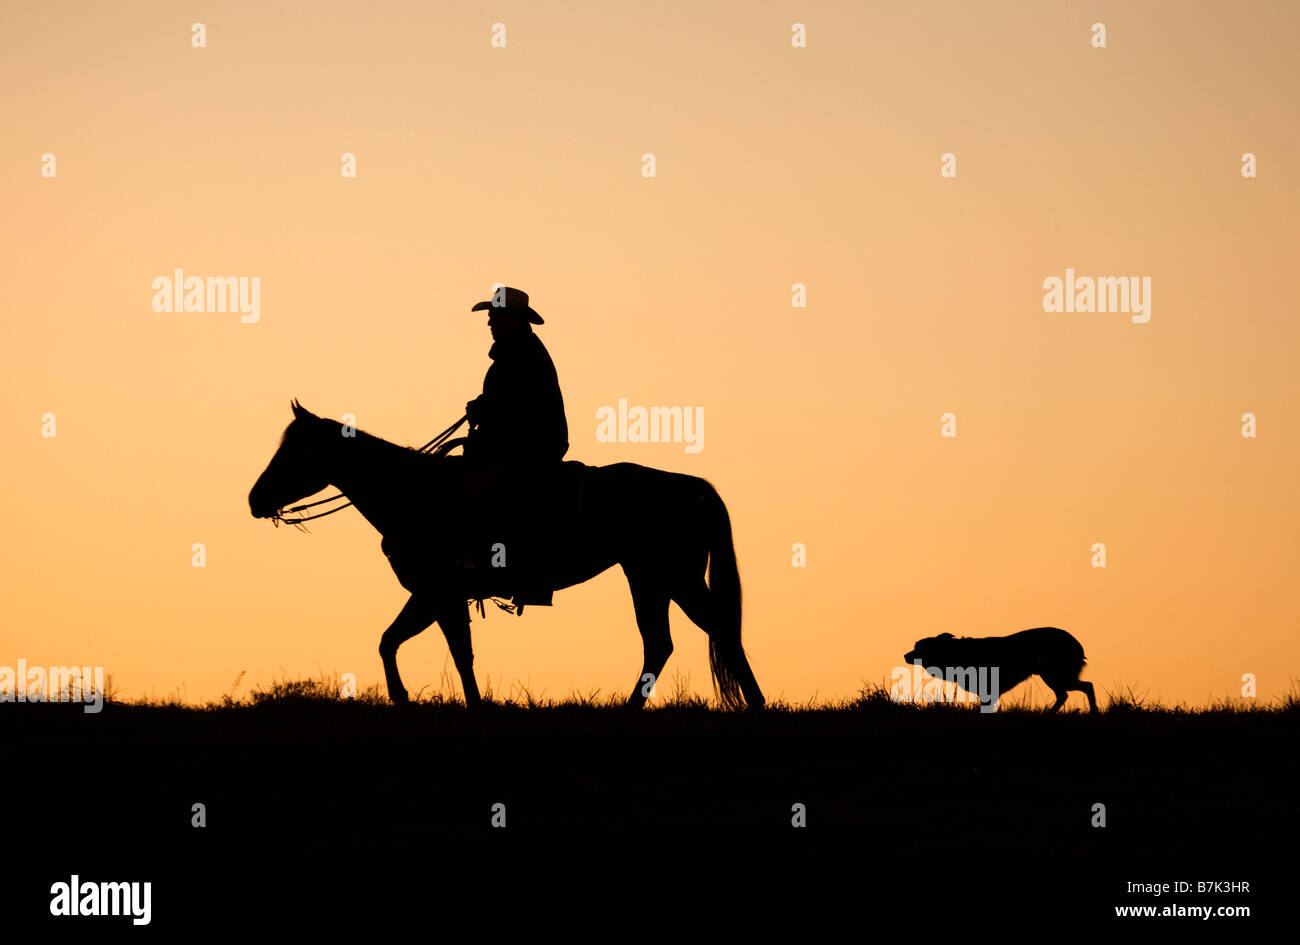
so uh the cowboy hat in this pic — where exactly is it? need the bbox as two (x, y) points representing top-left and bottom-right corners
(470, 285), (544, 324)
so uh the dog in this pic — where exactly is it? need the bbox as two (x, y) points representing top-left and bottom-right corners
(904, 627), (1097, 713)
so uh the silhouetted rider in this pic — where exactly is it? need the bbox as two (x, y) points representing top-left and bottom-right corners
(465, 286), (568, 465)
(462, 286), (568, 607)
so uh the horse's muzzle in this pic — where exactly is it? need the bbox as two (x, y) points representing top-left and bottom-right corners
(249, 491), (275, 519)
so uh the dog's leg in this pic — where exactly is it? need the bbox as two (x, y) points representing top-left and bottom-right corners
(1041, 676), (1069, 712)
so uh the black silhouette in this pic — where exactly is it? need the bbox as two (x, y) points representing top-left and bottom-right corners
(464, 286), (568, 466)
(248, 401), (765, 710)
(904, 627), (1098, 712)
(460, 287), (568, 607)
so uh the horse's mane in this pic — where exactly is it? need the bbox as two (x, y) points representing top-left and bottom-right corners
(295, 414), (459, 469)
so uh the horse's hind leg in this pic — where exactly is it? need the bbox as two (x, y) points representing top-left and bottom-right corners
(674, 579), (765, 710)
(379, 594), (437, 705)
(625, 575), (673, 710)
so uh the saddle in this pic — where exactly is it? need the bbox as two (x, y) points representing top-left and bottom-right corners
(381, 461), (591, 610)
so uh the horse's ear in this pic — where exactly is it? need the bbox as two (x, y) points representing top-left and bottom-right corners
(291, 399), (306, 419)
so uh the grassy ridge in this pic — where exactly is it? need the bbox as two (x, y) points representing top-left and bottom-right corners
(5, 678), (1293, 927)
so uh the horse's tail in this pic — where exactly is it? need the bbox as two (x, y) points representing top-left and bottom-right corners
(701, 481), (746, 710)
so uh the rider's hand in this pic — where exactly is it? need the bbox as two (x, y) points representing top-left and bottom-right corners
(465, 397), (480, 423)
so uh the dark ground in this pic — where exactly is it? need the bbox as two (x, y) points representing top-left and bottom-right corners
(3, 689), (1292, 931)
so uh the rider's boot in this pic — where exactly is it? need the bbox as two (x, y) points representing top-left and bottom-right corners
(510, 532), (553, 609)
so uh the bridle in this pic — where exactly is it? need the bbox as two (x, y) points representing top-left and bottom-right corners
(271, 415), (467, 528)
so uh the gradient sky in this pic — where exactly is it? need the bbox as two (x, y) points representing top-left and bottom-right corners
(2, 0), (1297, 707)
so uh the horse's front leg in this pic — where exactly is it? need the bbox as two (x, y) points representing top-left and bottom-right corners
(379, 594), (437, 704)
(438, 606), (481, 708)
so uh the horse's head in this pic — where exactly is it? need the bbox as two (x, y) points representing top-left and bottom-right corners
(249, 400), (333, 520)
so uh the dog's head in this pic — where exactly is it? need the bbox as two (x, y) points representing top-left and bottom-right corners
(904, 632), (957, 666)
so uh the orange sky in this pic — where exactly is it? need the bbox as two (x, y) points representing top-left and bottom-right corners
(3, 1), (1297, 707)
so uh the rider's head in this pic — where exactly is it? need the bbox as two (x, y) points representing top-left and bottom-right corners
(472, 287), (544, 341)
(487, 308), (531, 341)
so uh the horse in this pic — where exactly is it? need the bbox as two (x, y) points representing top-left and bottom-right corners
(248, 401), (765, 710)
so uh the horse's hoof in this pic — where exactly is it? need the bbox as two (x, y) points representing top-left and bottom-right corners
(389, 691), (410, 706)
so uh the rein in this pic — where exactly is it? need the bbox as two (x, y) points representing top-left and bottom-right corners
(272, 415), (466, 528)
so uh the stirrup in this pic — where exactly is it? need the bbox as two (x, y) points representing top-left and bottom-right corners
(512, 588), (553, 609)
